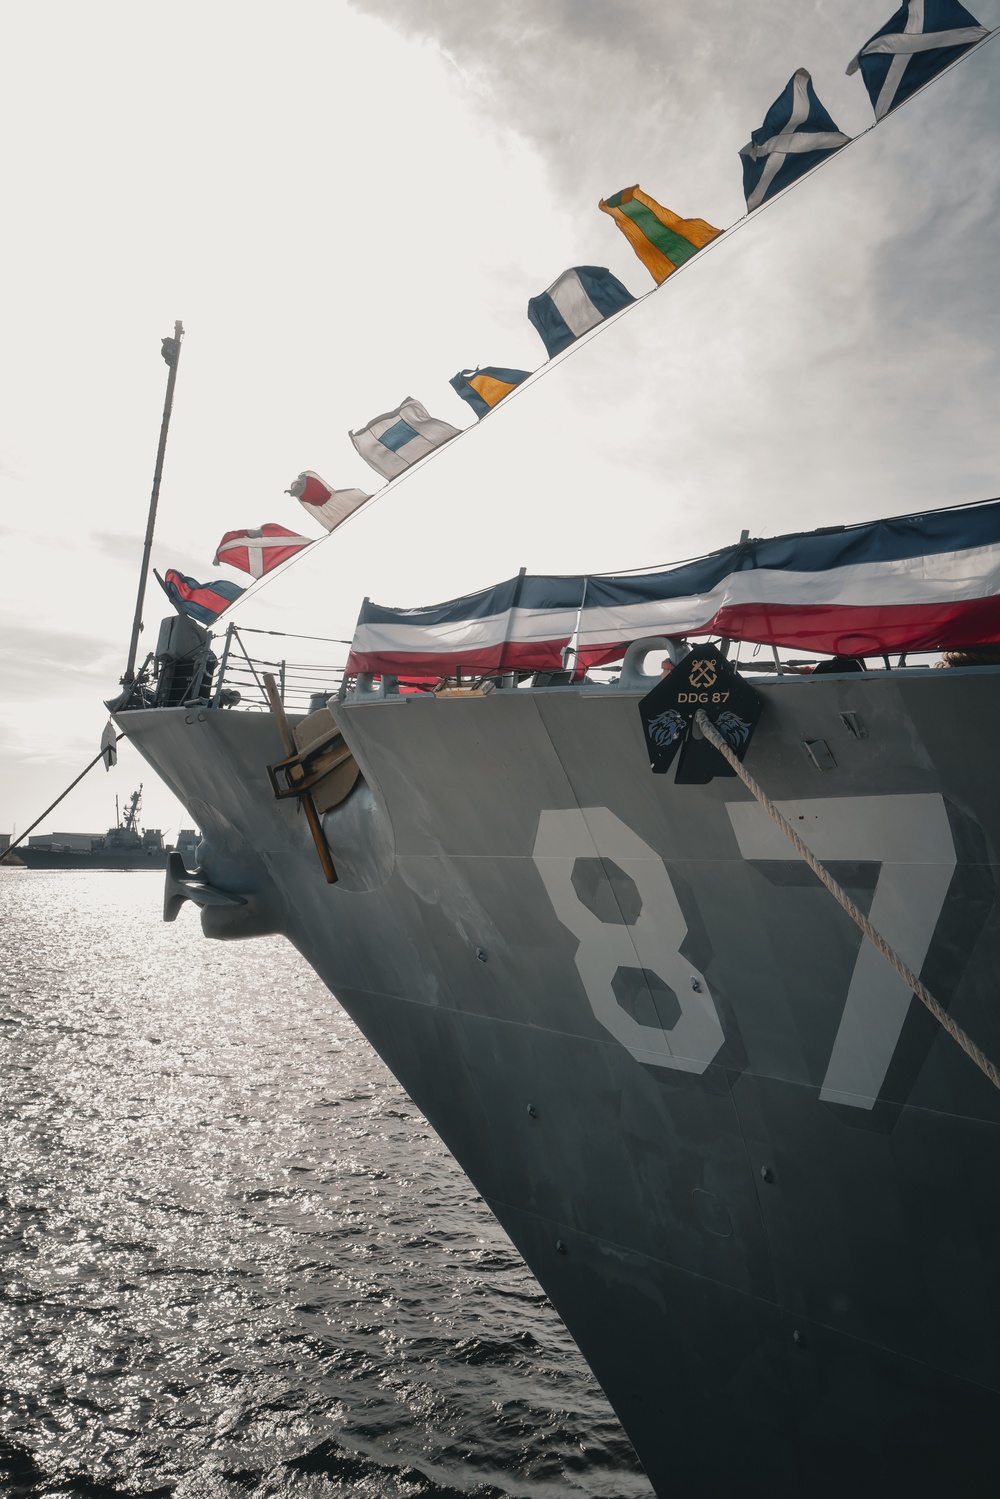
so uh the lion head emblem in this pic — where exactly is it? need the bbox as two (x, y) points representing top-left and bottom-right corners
(647, 708), (687, 748)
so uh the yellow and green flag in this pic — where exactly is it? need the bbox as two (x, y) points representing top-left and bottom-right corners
(598, 186), (720, 286)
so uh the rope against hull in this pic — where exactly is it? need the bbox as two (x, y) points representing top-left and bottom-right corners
(693, 709), (1000, 1093)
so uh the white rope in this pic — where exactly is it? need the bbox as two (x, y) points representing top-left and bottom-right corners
(693, 709), (1000, 1093)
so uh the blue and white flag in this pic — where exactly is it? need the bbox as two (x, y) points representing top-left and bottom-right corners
(847, 0), (988, 120)
(740, 69), (850, 211)
(527, 266), (635, 359)
(350, 397), (462, 481)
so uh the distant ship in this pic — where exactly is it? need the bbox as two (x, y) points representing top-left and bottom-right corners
(4, 786), (198, 870)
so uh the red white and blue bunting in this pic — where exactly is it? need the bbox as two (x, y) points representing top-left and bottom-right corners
(347, 498), (1000, 675)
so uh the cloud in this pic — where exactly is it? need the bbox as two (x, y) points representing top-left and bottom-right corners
(94, 529), (226, 586)
(0, 618), (120, 700)
(346, 0), (884, 210)
(92, 530), (144, 565)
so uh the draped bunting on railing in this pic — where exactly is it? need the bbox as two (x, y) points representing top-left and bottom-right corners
(346, 498), (1000, 676)
(346, 573), (586, 676)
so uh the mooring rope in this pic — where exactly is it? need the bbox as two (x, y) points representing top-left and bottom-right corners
(693, 708), (1000, 1093)
(3, 735), (127, 860)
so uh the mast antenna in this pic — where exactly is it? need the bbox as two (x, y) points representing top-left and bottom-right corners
(122, 321), (185, 685)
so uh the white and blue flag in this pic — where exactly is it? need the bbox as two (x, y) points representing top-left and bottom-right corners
(847, 0), (988, 120)
(527, 266), (635, 359)
(740, 69), (850, 212)
(350, 396), (462, 481)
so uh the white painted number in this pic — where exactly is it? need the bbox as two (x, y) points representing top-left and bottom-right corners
(533, 796), (956, 1111)
(727, 794), (955, 1109)
(532, 809), (726, 1074)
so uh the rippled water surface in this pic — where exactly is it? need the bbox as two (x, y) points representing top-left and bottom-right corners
(0, 870), (651, 1498)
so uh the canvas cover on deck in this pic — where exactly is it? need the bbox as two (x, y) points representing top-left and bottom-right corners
(346, 498), (1000, 678)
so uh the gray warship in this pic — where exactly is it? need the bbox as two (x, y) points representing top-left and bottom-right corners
(101, 18), (1000, 1482)
(112, 607), (1000, 1497)
(7, 786), (199, 871)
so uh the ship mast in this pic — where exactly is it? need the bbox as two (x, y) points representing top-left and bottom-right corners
(122, 322), (185, 686)
(123, 787), (142, 836)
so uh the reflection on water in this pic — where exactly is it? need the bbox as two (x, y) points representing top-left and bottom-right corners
(0, 870), (650, 1498)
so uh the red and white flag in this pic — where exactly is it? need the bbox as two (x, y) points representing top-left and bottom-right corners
(287, 471), (369, 533)
(214, 524), (313, 579)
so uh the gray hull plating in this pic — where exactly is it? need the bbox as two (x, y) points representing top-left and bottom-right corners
(119, 668), (1000, 1497)
(11, 849), (171, 870)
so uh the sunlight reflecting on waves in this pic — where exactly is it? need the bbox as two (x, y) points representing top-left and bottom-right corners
(0, 869), (650, 1498)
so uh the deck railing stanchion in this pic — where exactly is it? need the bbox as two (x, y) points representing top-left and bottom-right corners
(212, 621), (235, 707)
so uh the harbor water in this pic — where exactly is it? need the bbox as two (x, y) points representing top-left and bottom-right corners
(0, 869), (651, 1498)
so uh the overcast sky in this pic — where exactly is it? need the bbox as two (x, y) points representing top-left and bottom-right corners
(1, 0), (997, 839)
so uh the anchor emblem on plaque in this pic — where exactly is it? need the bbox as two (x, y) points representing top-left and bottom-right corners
(688, 658), (718, 690)
(637, 642), (763, 784)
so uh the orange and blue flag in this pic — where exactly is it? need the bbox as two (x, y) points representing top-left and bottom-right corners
(449, 366), (531, 419)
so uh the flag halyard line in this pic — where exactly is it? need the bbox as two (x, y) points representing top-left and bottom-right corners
(222, 24), (999, 620)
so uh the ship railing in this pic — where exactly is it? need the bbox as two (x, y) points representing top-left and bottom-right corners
(210, 623), (348, 713)
(208, 623), (965, 717)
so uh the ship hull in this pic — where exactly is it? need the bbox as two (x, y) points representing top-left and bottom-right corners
(11, 849), (171, 870)
(118, 668), (1000, 1497)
